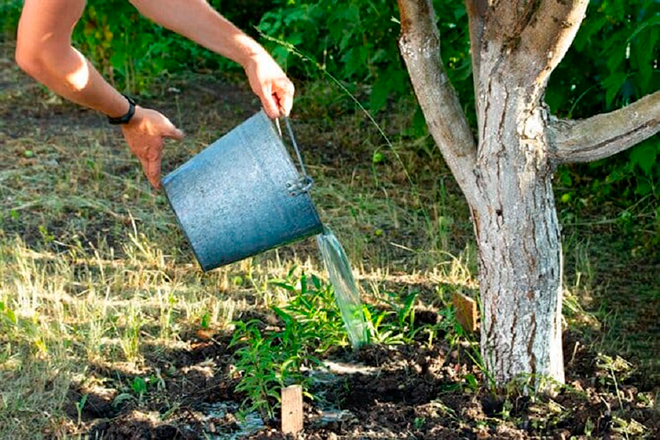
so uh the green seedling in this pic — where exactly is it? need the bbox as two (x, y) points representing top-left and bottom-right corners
(75, 394), (88, 426)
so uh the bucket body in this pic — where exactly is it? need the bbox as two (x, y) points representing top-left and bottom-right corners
(162, 110), (323, 271)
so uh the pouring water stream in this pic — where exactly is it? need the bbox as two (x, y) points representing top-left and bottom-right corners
(316, 226), (370, 348)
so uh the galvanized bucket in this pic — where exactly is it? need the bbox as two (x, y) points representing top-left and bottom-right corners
(162, 110), (323, 271)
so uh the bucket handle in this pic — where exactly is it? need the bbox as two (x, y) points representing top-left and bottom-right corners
(278, 117), (314, 196)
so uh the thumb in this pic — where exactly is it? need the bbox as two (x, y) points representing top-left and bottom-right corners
(163, 127), (185, 141)
(164, 125), (185, 141)
(142, 154), (162, 189)
(278, 91), (293, 118)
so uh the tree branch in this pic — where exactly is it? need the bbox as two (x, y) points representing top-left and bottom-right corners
(397, 0), (479, 200)
(479, 1), (588, 88)
(465, 0), (489, 110)
(518, 0), (589, 80)
(548, 91), (660, 163)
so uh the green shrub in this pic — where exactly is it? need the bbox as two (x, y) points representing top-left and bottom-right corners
(0, 0), (22, 41)
(258, 0), (472, 118)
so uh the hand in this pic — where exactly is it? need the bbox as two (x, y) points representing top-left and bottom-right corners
(244, 51), (295, 119)
(121, 106), (184, 189)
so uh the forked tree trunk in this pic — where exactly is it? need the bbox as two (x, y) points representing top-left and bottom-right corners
(397, 0), (660, 386)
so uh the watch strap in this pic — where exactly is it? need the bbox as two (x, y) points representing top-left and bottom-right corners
(108, 94), (136, 125)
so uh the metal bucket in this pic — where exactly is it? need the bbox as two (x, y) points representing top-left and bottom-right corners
(162, 110), (323, 271)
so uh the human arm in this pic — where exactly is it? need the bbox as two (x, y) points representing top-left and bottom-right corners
(128, 0), (294, 118)
(15, 0), (184, 188)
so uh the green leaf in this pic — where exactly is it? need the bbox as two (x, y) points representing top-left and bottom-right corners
(605, 46), (625, 74)
(131, 377), (147, 395)
(270, 281), (295, 291)
(626, 14), (660, 44)
(369, 73), (391, 113)
(6, 308), (16, 324)
(272, 306), (293, 323)
(112, 393), (135, 408)
(634, 180), (652, 196)
(372, 151), (385, 164)
(311, 275), (322, 290)
(630, 142), (658, 175)
(631, 25), (658, 93)
(341, 46), (369, 78)
(200, 311), (210, 329)
(300, 274), (307, 294)
(573, 16), (607, 51)
(601, 71), (628, 107)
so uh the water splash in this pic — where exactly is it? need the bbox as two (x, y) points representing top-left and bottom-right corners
(316, 227), (369, 348)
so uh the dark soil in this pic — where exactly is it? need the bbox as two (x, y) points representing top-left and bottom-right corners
(76, 324), (660, 439)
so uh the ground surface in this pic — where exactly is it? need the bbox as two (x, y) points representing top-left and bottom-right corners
(1, 43), (659, 439)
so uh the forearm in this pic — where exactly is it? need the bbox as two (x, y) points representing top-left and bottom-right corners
(129, 0), (266, 68)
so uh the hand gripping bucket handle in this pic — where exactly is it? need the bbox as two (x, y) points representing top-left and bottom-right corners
(278, 117), (313, 196)
(162, 110), (324, 272)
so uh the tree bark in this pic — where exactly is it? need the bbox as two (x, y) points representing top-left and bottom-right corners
(466, 0), (582, 387)
(472, 81), (564, 386)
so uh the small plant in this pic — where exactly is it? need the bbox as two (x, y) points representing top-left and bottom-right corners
(0, 301), (17, 327)
(200, 311), (211, 330)
(115, 304), (143, 363)
(611, 416), (648, 438)
(130, 376), (148, 404)
(230, 321), (295, 421)
(75, 394), (88, 426)
(366, 290), (436, 345)
(230, 271), (344, 421)
(230, 318), (321, 421)
(271, 271), (348, 351)
(363, 306), (403, 345)
(595, 353), (634, 388)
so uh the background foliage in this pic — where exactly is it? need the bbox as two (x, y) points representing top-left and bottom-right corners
(1, 0), (658, 240)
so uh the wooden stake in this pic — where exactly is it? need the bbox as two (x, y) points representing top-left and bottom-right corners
(281, 384), (303, 435)
(453, 292), (478, 332)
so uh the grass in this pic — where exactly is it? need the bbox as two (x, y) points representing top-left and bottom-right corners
(1, 43), (659, 438)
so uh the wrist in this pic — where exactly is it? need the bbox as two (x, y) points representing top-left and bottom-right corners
(108, 94), (136, 125)
(236, 37), (269, 69)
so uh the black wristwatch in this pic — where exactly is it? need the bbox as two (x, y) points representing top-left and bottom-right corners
(108, 94), (136, 125)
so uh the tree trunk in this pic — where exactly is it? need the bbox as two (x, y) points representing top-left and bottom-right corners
(398, 0), (660, 388)
(472, 88), (564, 385)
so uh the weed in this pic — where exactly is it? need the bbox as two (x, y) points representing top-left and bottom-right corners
(611, 416), (649, 438)
(130, 377), (148, 404)
(75, 394), (88, 426)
